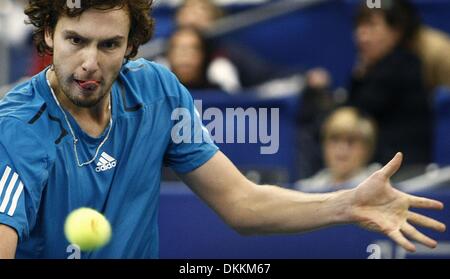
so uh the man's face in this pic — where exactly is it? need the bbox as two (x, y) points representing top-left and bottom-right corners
(45, 7), (131, 108)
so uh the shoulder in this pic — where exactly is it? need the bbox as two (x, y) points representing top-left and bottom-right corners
(121, 58), (174, 79)
(0, 116), (48, 156)
(0, 115), (50, 178)
(118, 58), (193, 108)
(120, 59), (185, 98)
(381, 48), (422, 73)
(294, 169), (333, 192)
(368, 48), (423, 86)
(0, 78), (47, 124)
(0, 75), (55, 155)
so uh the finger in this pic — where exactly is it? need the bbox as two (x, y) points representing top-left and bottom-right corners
(388, 230), (416, 252)
(409, 212), (446, 232)
(401, 222), (437, 249)
(407, 195), (444, 210)
(380, 152), (403, 178)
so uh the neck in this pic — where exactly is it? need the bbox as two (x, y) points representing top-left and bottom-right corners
(47, 69), (112, 138)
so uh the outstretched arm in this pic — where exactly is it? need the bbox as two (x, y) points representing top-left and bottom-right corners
(180, 151), (445, 252)
(0, 224), (18, 259)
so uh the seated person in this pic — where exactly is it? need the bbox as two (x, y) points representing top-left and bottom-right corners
(347, 0), (431, 166)
(175, 0), (279, 90)
(295, 107), (380, 192)
(173, 0), (241, 92)
(166, 27), (221, 91)
(175, 0), (224, 31)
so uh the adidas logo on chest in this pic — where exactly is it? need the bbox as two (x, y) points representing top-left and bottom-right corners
(95, 152), (117, 173)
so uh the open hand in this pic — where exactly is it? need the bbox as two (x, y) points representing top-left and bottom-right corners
(350, 153), (446, 252)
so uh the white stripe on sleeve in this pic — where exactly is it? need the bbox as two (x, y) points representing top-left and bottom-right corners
(0, 166), (12, 198)
(7, 181), (24, 216)
(0, 172), (18, 213)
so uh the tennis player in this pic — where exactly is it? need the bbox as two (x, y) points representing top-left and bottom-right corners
(0, 0), (445, 258)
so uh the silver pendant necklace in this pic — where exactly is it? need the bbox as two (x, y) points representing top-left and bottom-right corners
(46, 70), (113, 167)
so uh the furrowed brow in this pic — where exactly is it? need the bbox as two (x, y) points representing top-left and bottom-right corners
(63, 30), (125, 43)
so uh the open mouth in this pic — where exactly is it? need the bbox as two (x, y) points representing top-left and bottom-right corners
(74, 79), (100, 91)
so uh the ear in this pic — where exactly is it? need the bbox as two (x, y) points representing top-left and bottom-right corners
(44, 27), (54, 49)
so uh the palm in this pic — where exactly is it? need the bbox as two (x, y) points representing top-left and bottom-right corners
(350, 153), (446, 252)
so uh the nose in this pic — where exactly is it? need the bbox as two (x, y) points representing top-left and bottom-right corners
(335, 140), (352, 153)
(81, 47), (99, 75)
(355, 25), (369, 45)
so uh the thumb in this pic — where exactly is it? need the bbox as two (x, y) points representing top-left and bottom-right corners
(380, 152), (403, 178)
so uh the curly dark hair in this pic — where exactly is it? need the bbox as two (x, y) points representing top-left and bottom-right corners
(25, 0), (155, 59)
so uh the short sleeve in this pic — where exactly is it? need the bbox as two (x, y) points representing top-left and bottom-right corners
(0, 117), (48, 241)
(162, 73), (219, 174)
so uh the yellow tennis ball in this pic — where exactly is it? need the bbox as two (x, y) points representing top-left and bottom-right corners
(64, 207), (112, 252)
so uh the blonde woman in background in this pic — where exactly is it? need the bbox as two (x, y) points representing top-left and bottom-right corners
(296, 107), (381, 192)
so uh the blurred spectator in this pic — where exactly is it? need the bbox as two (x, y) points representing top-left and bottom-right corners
(0, 0), (51, 78)
(0, 0), (33, 83)
(175, 0), (225, 31)
(170, 0), (242, 92)
(166, 27), (222, 90)
(347, 0), (431, 166)
(411, 26), (450, 91)
(174, 0), (279, 89)
(0, 0), (29, 46)
(295, 107), (380, 192)
(295, 68), (334, 179)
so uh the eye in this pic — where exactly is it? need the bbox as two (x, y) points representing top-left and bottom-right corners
(69, 37), (82, 45)
(102, 41), (118, 50)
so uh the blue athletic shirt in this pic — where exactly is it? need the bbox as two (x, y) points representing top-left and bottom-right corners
(0, 59), (218, 258)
